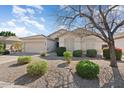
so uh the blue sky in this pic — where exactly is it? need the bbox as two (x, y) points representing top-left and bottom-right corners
(0, 5), (62, 37)
(1, 5), (124, 37)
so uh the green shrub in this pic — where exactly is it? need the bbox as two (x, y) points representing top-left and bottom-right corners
(86, 49), (97, 57)
(0, 49), (4, 55)
(3, 50), (10, 55)
(0, 42), (5, 55)
(103, 49), (110, 59)
(116, 48), (122, 60)
(63, 51), (72, 64)
(56, 47), (66, 56)
(103, 48), (122, 60)
(40, 52), (47, 57)
(17, 56), (32, 65)
(73, 50), (82, 57)
(0, 42), (5, 50)
(27, 61), (48, 76)
(76, 60), (99, 79)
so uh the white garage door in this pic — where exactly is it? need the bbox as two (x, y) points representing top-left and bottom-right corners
(24, 41), (46, 53)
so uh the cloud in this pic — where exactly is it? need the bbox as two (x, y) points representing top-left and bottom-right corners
(12, 5), (45, 31)
(0, 5), (46, 37)
(26, 8), (35, 15)
(12, 6), (26, 17)
(1, 19), (16, 27)
(59, 5), (70, 11)
(59, 5), (68, 9)
(14, 27), (37, 37)
(40, 17), (45, 22)
(20, 16), (45, 31)
(0, 27), (36, 37)
(7, 19), (16, 27)
(27, 5), (43, 10)
(25, 19), (45, 31)
(12, 5), (36, 16)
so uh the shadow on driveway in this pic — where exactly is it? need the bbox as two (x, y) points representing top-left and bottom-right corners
(9, 63), (26, 67)
(40, 54), (104, 61)
(9, 52), (39, 56)
(14, 74), (41, 85)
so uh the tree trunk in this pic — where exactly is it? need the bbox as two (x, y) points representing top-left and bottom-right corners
(108, 40), (117, 67)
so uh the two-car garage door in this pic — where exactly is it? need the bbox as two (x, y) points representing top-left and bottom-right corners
(24, 41), (46, 53)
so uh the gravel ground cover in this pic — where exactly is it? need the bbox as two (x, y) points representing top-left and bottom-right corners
(0, 55), (124, 88)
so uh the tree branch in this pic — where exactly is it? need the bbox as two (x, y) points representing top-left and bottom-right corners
(112, 20), (124, 34)
(105, 5), (119, 17)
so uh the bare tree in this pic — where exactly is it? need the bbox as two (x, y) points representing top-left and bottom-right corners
(56, 5), (124, 67)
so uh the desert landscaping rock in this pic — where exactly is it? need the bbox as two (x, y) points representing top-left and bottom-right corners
(0, 55), (124, 88)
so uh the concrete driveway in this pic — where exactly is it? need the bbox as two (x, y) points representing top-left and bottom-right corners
(0, 52), (39, 65)
(0, 56), (17, 65)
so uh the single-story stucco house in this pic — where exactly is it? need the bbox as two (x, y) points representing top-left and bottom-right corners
(21, 35), (56, 53)
(1, 28), (124, 54)
(48, 28), (124, 54)
(0, 36), (22, 51)
(21, 28), (124, 53)
(48, 28), (105, 54)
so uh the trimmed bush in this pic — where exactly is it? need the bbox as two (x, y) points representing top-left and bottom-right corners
(27, 61), (48, 76)
(0, 49), (4, 55)
(116, 48), (122, 60)
(40, 52), (47, 57)
(63, 51), (72, 64)
(17, 56), (32, 65)
(103, 49), (110, 59)
(103, 48), (122, 60)
(0, 42), (5, 55)
(56, 47), (66, 56)
(76, 60), (99, 79)
(86, 49), (97, 57)
(73, 50), (82, 57)
(3, 50), (10, 55)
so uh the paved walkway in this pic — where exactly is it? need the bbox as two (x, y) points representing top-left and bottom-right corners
(0, 81), (26, 88)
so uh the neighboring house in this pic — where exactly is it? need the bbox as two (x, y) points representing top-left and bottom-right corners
(0, 36), (22, 51)
(21, 35), (56, 53)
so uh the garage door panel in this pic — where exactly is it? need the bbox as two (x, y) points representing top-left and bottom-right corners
(24, 41), (46, 53)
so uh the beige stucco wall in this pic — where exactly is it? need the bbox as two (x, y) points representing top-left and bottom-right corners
(115, 38), (124, 53)
(59, 33), (104, 54)
(22, 36), (56, 53)
(83, 36), (104, 53)
(47, 39), (56, 52)
(5, 41), (12, 50)
(49, 29), (67, 39)
(59, 33), (77, 51)
(23, 38), (47, 53)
